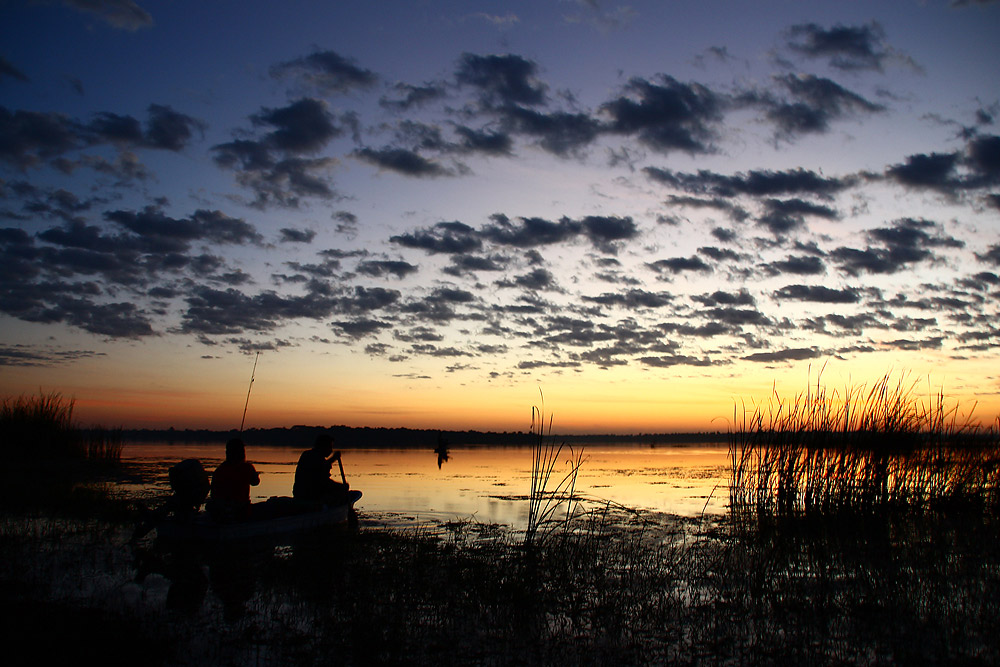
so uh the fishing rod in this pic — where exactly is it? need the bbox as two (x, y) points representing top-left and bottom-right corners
(239, 351), (260, 432)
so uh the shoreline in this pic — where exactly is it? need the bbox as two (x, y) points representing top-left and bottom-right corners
(121, 425), (729, 448)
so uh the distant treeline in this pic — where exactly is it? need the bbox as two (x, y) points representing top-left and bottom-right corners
(122, 424), (727, 448)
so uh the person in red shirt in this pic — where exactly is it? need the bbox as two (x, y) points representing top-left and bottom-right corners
(209, 438), (260, 521)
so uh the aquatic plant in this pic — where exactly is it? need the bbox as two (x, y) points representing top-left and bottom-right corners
(524, 396), (584, 547)
(0, 392), (124, 463)
(1, 392), (77, 460)
(729, 372), (1000, 519)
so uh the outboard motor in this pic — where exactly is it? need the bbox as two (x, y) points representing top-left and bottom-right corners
(168, 458), (210, 517)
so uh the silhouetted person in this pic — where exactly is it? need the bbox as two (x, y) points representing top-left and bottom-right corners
(293, 434), (349, 506)
(208, 438), (260, 522)
(130, 458), (209, 542)
(435, 431), (450, 469)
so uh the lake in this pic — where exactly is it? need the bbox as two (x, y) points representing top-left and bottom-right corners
(124, 441), (731, 529)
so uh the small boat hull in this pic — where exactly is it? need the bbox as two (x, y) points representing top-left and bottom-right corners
(156, 490), (362, 543)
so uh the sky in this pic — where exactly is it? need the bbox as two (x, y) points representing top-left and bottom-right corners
(1, 0), (998, 433)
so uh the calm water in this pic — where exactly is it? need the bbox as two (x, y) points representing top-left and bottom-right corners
(124, 441), (731, 529)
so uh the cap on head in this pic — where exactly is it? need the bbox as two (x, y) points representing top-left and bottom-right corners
(225, 437), (246, 462)
(314, 434), (334, 453)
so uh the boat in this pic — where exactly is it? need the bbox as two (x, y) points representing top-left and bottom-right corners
(156, 490), (363, 543)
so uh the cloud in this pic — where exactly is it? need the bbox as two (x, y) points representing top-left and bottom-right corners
(212, 99), (346, 207)
(882, 134), (1000, 195)
(784, 22), (901, 72)
(0, 344), (103, 367)
(331, 318), (393, 338)
(746, 74), (884, 140)
(481, 214), (582, 248)
(456, 53), (547, 107)
(601, 75), (724, 153)
(773, 284), (860, 303)
(180, 282), (399, 336)
(832, 218), (963, 276)
(60, 299), (156, 337)
(390, 221), (482, 254)
(966, 134), (1000, 185)
(479, 214), (636, 252)
(251, 98), (342, 153)
(379, 82), (448, 111)
(645, 166), (851, 199)
(0, 56), (29, 83)
(212, 141), (339, 208)
(761, 254), (826, 276)
(742, 347), (823, 363)
(279, 228), (316, 243)
(62, 0), (153, 31)
(356, 260), (419, 279)
(497, 106), (602, 157)
(646, 256), (712, 276)
(352, 147), (451, 177)
(143, 104), (205, 151)
(639, 354), (716, 368)
(693, 289), (756, 307)
(580, 215), (639, 252)
(0, 108), (83, 168)
(453, 125), (514, 156)
(885, 152), (961, 191)
(665, 195), (750, 221)
(757, 197), (839, 234)
(270, 50), (378, 95)
(105, 206), (263, 251)
(977, 243), (1000, 266)
(702, 306), (770, 327)
(500, 267), (558, 291)
(583, 289), (673, 309)
(442, 254), (507, 276)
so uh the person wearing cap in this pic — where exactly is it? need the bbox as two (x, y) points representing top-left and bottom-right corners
(293, 434), (349, 505)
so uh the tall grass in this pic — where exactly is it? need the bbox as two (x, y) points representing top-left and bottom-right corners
(524, 399), (584, 547)
(1, 392), (78, 460)
(730, 372), (1000, 519)
(0, 393), (126, 509)
(0, 392), (124, 462)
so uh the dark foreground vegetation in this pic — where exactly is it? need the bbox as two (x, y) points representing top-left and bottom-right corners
(2, 383), (999, 665)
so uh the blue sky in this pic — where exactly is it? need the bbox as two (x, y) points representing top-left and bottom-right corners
(1, 0), (998, 431)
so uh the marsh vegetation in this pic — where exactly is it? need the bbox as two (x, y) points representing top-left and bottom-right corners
(1, 380), (998, 664)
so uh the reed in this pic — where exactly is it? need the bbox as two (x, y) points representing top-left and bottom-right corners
(81, 427), (126, 462)
(0, 392), (124, 463)
(1, 391), (78, 459)
(524, 398), (585, 547)
(729, 372), (1000, 519)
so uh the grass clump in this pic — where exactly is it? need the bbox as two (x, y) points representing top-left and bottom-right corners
(0, 392), (126, 509)
(1, 392), (78, 460)
(730, 372), (1000, 519)
(525, 398), (585, 547)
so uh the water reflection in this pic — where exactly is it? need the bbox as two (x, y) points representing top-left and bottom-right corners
(125, 442), (730, 530)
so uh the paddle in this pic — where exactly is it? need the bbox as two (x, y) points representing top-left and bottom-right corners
(335, 450), (348, 485)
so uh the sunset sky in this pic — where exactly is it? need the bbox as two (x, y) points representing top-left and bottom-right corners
(1, 0), (998, 433)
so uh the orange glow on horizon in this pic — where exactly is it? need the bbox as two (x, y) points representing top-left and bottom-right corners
(21, 358), (996, 435)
